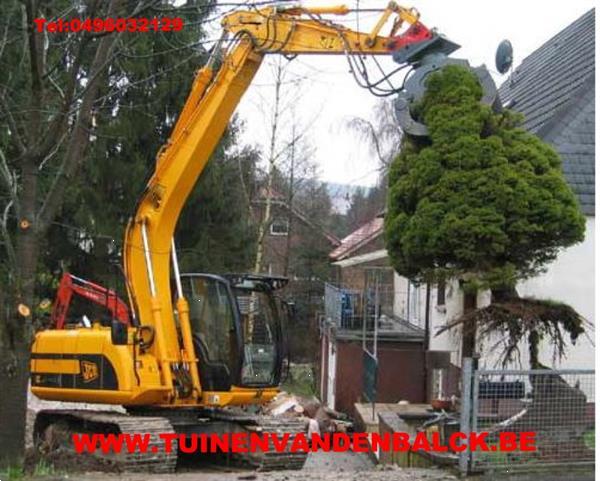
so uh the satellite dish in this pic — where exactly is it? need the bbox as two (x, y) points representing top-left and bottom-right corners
(495, 39), (513, 74)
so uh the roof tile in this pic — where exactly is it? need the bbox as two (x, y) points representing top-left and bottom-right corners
(499, 9), (595, 215)
(329, 217), (384, 260)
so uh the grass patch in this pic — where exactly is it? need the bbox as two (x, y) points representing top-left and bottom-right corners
(32, 460), (56, 477)
(281, 363), (317, 397)
(0, 465), (24, 481)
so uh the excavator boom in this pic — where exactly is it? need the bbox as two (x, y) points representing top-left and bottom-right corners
(30, 3), (499, 473)
(121, 1), (449, 405)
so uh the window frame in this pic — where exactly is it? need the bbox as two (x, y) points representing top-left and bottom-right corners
(269, 218), (289, 236)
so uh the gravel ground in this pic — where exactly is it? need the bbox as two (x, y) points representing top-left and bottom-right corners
(29, 466), (458, 481)
(23, 452), (458, 481)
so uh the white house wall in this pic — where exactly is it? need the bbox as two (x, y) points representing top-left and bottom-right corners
(429, 279), (463, 367)
(392, 216), (594, 370)
(516, 216), (595, 369)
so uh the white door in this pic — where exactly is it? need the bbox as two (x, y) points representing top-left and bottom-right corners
(327, 339), (337, 410)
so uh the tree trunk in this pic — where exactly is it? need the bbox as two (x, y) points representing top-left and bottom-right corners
(254, 175), (274, 274)
(254, 60), (284, 274)
(0, 223), (37, 468)
(0, 340), (30, 468)
(0, 1), (123, 465)
(0, 155), (39, 468)
(282, 128), (295, 277)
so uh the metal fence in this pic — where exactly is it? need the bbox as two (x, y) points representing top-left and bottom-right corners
(323, 282), (396, 330)
(460, 359), (595, 474)
(324, 284), (419, 332)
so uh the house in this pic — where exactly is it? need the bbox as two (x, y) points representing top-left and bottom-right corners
(321, 9), (595, 406)
(252, 187), (340, 278)
(253, 187), (341, 362)
(495, 8), (595, 370)
(321, 213), (448, 415)
(329, 213), (386, 290)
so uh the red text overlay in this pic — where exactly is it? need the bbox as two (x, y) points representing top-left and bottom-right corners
(33, 18), (183, 33)
(72, 432), (536, 454)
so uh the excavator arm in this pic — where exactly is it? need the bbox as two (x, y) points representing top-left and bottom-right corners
(51, 273), (131, 329)
(121, 2), (483, 402)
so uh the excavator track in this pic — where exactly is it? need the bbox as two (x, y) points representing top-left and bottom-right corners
(33, 410), (178, 473)
(210, 410), (309, 471)
(34, 408), (308, 472)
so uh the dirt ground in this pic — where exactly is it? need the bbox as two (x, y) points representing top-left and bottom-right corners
(25, 455), (459, 481)
(21, 450), (462, 481)
(25, 393), (459, 481)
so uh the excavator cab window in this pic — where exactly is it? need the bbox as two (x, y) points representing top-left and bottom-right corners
(181, 274), (240, 391)
(234, 286), (279, 386)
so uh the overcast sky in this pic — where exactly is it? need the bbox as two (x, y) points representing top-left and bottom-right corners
(221, 1), (595, 190)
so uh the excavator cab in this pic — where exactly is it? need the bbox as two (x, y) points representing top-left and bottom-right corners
(179, 273), (288, 393)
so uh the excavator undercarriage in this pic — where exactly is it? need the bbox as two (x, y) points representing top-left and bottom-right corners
(33, 407), (308, 472)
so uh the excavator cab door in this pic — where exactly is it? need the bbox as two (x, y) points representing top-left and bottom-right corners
(232, 279), (283, 387)
(179, 273), (285, 391)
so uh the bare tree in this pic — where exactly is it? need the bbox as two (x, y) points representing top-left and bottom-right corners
(0, 0), (161, 466)
(252, 57), (316, 274)
(345, 98), (403, 171)
(253, 59), (285, 273)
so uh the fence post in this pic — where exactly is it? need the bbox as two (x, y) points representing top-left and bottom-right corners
(459, 357), (474, 477)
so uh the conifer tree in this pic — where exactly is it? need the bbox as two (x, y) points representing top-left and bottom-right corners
(385, 65), (587, 365)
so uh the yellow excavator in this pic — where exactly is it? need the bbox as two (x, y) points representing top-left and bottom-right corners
(30, 1), (498, 472)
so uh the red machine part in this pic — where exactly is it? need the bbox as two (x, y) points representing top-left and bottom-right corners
(51, 272), (131, 329)
(386, 21), (433, 51)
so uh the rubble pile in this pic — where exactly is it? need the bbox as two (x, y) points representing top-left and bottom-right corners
(262, 392), (352, 434)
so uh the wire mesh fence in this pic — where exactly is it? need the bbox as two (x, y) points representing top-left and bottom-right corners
(470, 368), (595, 472)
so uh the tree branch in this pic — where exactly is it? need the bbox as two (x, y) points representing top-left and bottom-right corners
(34, 33), (91, 162)
(24, 0), (46, 144)
(37, 0), (125, 232)
(0, 96), (27, 156)
(1, 200), (17, 271)
(0, 147), (19, 216)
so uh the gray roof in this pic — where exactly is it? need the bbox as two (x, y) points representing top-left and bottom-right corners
(499, 9), (595, 215)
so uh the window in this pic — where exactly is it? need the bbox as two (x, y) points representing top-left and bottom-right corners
(235, 289), (278, 385)
(183, 276), (236, 365)
(437, 279), (446, 306)
(270, 219), (289, 236)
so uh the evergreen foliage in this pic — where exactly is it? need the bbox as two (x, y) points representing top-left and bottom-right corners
(42, 4), (259, 288)
(385, 65), (585, 290)
(385, 65), (588, 367)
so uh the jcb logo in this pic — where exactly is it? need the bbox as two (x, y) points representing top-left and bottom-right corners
(80, 360), (99, 383)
